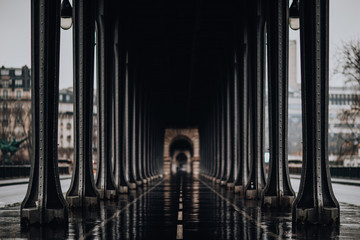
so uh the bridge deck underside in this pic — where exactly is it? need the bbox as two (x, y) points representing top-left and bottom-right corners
(0, 174), (359, 239)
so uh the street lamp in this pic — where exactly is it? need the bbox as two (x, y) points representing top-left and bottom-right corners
(289, 0), (300, 31)
(60, 0), (73, 30)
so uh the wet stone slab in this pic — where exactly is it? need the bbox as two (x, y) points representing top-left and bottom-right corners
(0, 174), (359, 239)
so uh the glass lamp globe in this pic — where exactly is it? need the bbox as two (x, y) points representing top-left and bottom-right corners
(289, 0), (300, 31)
(61, 17), (72, 30)
(289, 17), (300, 31)
(60, 0), (73, 30)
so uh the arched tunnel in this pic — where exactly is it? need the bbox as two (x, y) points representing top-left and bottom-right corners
(169, 136), (194, 174)
(13, 0), (346, 238)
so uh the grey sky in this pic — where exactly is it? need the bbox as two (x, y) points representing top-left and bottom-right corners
(1, 0), (360, 89)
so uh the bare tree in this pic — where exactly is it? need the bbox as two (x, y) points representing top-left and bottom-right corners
(334, 39), (360, 162)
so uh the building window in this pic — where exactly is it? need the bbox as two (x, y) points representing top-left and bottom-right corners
(66, 122), (71, 130)
(3, 103), (7, 110)
(16, 90), (21, 99)
(3, 80), (8, 88)
(66, 95), (70, 101)
(1, 69), (9, 75)
(3, 90), (8, 99)
(15, 102), (22, 110)
(2, 115), (9, 126)
(15, 69), (22, 76)
(59, 94), (63, 101)
(15, 79), (23, 87)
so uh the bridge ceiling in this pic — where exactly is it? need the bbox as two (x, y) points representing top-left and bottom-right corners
(120, 0), (237, 127)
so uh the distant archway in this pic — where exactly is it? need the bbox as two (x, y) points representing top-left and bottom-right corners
(169, 135), (194, 174)
(169, 135), (194, 157)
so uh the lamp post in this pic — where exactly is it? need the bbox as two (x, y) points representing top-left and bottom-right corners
(60, 0), (73, 30)
(289, 0), (300, 30)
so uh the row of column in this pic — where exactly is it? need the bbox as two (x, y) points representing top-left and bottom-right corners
(21, 0), (164, 226)
(199, 0), (339, 226)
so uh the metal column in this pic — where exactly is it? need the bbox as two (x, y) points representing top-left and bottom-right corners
(66, 0), (100, 208)
(262, 0), (295, 209)
(95, 0), (118, 200)
(21, 0), (68, 225)
(245, 0), (266, 200)
(114, 20), (129, 194)
(293, 0), (339, 225)
(124, 52), (137, 189)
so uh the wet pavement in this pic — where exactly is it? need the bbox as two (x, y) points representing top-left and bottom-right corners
(0, 173), (360, 239)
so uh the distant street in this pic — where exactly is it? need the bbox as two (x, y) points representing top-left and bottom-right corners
(0, 177), (71, 208)
(291, 178), (360, 206)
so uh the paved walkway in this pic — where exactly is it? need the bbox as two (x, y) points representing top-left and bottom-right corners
(0, 173), (359, 239)
(290, 174), (360, 186)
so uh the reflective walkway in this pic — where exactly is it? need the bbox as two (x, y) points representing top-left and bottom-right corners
(1, 173), (360, 239)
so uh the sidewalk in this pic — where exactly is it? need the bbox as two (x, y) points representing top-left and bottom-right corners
(290, 174), (360, 186)
(0, 175), (72, 187)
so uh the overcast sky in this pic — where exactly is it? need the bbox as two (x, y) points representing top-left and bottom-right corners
(1, 0), (360, 89)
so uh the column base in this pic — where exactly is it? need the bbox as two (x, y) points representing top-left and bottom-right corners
(294, 207), (339, 225)
(226, 182), (235, 190)
(234, 185), (244, 194)
(66, 196), (99, 209)
(220, 180), (227, 186)
(21, 207), (67, 226)
(98, 189), (117, 200)
(128, 183), (137, 190)
(262, 195), (294, 209)
(118, 186), (128, 194)
(245, 189), (262, 200)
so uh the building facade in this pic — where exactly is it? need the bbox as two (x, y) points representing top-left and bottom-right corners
(0, 66), (31, 164)
(0, 66), (98, 167)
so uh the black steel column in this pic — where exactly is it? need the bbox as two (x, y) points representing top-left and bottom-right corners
(114, 21), (128, 194)
(21, 0), (68, 225)
(215, 95), (222, 183)
(137, 86), (146, 184)
(226, 56), (236, 188)
(245, 0), (266, 200)
(211, 106), (217, 180)
(142, 95), (149, 183)
(125, 52), (137, 189)
(293, 0), (339, 225)
(220, 82), (228, 185)
(262, 0), (295, 209)
(133, 68), (143, 185)
(234, 42), (248, 194)
(66, 0), (100, 208)
(95, 0), (118, 200)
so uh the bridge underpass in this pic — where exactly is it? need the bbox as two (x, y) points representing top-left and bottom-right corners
(1, 0), (359, 239)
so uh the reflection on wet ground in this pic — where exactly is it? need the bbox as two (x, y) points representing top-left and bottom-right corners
(0, 173), (359, 239)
